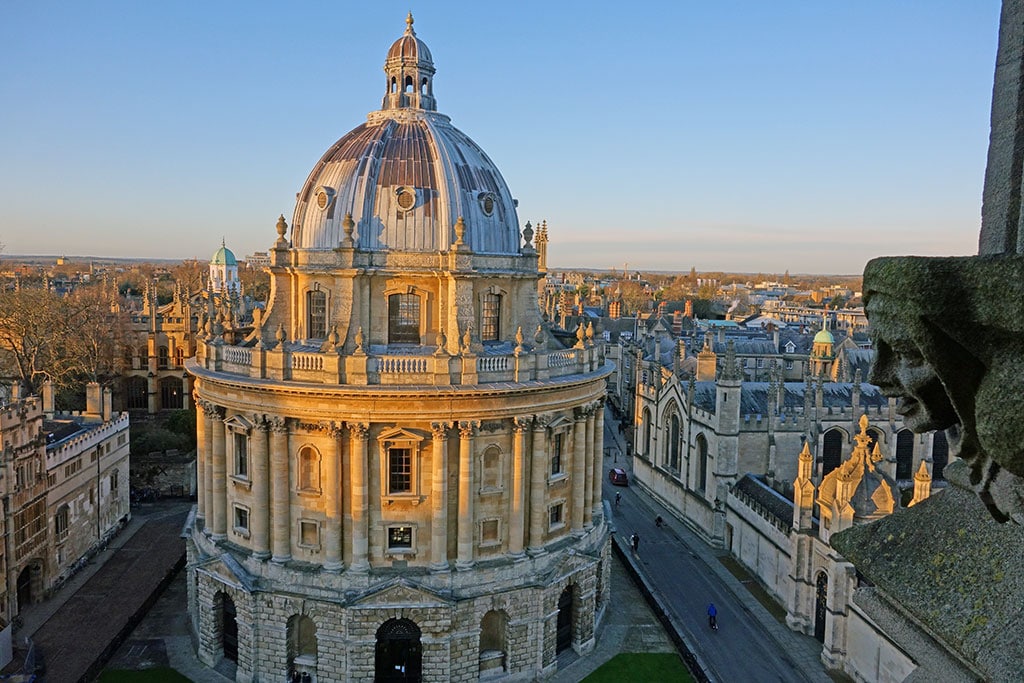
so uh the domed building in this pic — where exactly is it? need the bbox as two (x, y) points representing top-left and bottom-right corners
(186, 15), (611, 682)
(209, 239), (240, 296)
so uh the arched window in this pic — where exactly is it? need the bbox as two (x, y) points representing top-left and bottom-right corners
(696, 433), (709, 492)
(388, 293), (420, 344)
(668, 413), (681, 472)
(822, 429), (844, 476)
(481, 446), (501, 492)
(932, 430), (949, 481)
(390, 76), (397, 93)
(420, 77), (429, 95)
(481, 293), (500, 342)
(895, 429), (914, 480)
(125, 376), (148, 411)
(404, 75), (414, 93)
(376, 618), (422, 682)
(55, 504), (70, 541)
(298, 446), (321, 492)
(642, 408), (652, 457)
(157, 346), (169, 369)
(307, 289), (327, 339)
(160, 376), (183, 410)
(174, 347), (185, 368)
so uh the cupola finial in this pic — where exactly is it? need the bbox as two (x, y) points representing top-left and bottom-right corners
(406, 11), (415, 34)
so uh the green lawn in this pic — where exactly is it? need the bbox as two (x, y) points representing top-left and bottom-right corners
(582, 653), (693, 682)
(98, 669), (193, 683)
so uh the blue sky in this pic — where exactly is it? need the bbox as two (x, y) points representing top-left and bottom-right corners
(0, 2), (1001, 273)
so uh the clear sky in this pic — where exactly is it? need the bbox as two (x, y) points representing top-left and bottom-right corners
(0, 1), (1002, 274)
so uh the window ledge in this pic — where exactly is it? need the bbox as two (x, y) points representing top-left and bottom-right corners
(230, 476), (252, 491)
(384, 494), (423, 506)
(232, 527), (251, 539)
(548, 473), (569, 486)
(297, 489), (322, 499)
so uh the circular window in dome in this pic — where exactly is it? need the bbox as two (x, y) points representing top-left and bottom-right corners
(396, 186), (416, 211)
(315, 186), (335, 210)
(479, 192), (496, 217)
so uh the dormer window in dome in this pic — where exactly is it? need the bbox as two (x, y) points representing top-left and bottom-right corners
(395, 186), (417, 212)
(479, 192), (496, 217)
(315, 186), (335, 211)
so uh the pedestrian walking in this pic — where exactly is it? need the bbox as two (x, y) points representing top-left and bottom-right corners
(631, 533), (640, 553)
(707, 602), (718, 630)
(655, 515), (663, 528)
(615, 492), (622, 507)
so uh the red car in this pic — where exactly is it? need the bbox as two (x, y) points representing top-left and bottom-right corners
(608, 468), (629, 486)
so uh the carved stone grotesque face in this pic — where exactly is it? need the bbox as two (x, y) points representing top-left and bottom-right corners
(867, 313), (958, 433)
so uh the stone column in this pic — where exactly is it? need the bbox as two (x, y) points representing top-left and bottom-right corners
(571, 407), (587, 533)
(592, 400), (606, 522)
(349, 422), (370, 572)
(323, 422), (344, 572)
(509, 417), (529, 557)
(584, 406), (596, 528)
(430, 422), (450, 571)
(456, 420), (478, 570)
(270, 418), (291, 563)
(528, 415), (550, 555)
(251, 418), (271, 559)
(211, 406), (227, 539)
(195, 401), (207, 524)
(202, 402), (215, 535)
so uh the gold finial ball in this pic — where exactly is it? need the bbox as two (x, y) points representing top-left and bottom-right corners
(406, 11), (414, 31)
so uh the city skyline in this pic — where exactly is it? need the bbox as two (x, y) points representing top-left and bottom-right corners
(0, 1), (1000, 273)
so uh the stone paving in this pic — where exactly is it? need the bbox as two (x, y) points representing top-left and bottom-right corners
(10, 501), (190, 683)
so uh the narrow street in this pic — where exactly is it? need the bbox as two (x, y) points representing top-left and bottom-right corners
(601, 405), (832, 683)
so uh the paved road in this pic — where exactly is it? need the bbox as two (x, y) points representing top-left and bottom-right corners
(602, 406), (832, 683)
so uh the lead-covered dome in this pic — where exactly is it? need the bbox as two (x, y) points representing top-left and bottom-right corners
(290, 14), (521, 256)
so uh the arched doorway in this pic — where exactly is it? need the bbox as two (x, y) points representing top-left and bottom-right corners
(822, 430), (843, 476)
(217, 593), (238, 663)
(479, 610), (508, 675)
(556, 586), (574, 653)
(814, 572), (828, 643)
(16, 564), (38, 611)
(375, 618), (422, 682)
(287, 614), (317, 677)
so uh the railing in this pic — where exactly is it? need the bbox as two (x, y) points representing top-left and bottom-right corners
(292, 354), (323, 372)
(548, 350), (577, 368)
(377, 356), (429, 374)
(201, 339), (605, 387)
(477, 356), (510, 373)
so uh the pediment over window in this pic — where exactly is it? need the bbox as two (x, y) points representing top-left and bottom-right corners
(224, 415), (253, 432)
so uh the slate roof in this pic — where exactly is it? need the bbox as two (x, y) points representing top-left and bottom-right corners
(732, 474), (794, 530)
